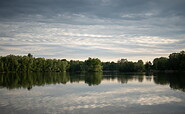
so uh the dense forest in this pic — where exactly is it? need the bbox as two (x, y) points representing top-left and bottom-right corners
(0, 51), (185, 73)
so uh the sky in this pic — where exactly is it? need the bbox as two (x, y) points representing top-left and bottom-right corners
(0, 0), (185, 62)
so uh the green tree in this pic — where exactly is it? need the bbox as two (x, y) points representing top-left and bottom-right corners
(169, 51), (185, 70)
(58, 60), (69, 72)
(69, 60), (84, 72)
(117, 59), (128, 63)
(44, 59), (53, 72)
(134, 60), (144, 72)
(118, 61), (135, 72)
(153, 57), (168, 70)
(103, 62), (118, 71)
(32, 58), (45, 72)
(84, 58), (103, 72)
(28, 53), (33, 58)
(145, 61), (152, 71)
(0, 59), (4, 72)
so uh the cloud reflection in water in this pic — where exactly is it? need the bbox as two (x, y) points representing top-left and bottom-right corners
(0, 84), (183, 113)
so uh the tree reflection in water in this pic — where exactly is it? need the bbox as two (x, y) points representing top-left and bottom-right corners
(0, 72), (185, 92)
(153, 72), (185, 92)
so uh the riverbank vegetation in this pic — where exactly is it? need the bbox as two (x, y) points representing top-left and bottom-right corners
(0, 51), (184, 72)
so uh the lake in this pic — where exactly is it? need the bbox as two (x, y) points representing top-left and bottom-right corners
(0, 72), (185, 114)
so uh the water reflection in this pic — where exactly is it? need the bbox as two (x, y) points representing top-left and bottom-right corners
(0, 72), (185, 92)
(0, 72), (70, 90)
(103, 72), (146, 83)
(85, 72), (102, 86)
(153, 73), (185, 92)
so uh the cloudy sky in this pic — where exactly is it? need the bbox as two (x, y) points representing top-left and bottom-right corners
(0, 0), (185, 62)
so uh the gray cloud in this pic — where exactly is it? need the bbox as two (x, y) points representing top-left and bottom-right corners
(0, 0), (185, 61)
(1, 0), (185, 21)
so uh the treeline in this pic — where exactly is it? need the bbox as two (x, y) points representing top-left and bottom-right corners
(103, 51), (185, 72)
(0, 51), (185, 72)
(153, 51), (185, 71)
(0, 53), (102, 72)
(103, 59), (145, 72)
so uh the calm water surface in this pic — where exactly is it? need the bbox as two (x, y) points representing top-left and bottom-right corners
(0, 72), (185, 114)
